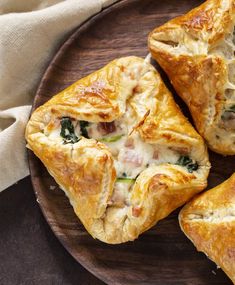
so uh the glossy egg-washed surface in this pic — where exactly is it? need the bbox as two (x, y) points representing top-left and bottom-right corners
(29, 0), (235, 284)
(180, 173), (235, 284)
(26, 56), (209, 244)
(149, 0), (235, 155)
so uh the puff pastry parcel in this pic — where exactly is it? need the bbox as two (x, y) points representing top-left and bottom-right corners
(149, 0), (235, 155)
(180, 173), (235, 284)
(26, 56), (210, 244)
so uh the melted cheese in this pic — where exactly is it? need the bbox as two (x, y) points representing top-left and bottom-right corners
(81, 106), (182, 207)
(44, 106), (182, 208)
(45, 120), (80, 143)
(106, 133), (180, 179)
(47, 127), (62, 140)
(111, 181), (132, 207)
(187, 206), (235, 223)
(43, 61), (185, 208)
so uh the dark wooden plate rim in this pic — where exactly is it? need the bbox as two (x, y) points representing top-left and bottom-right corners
(28, 1), (131, 284)
(27, 1), (233, 284)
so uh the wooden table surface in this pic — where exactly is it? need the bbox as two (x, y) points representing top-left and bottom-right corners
(0, 177), (104, 285)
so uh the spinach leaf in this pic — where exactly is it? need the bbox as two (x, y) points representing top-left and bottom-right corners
(80, 121), (89, 138)
(60, 117), (79, 144)
(176, 155), (198, 173)
(187, 162), (199, 173)
(177, 156), (192, 166)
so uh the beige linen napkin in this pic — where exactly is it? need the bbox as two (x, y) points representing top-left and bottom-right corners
(0, 0), (118, 192)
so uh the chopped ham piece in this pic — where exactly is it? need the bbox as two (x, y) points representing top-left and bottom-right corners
(132, 206), (142, 217)
(169, 146), (189, 155)
(124, 137), (134, 149)
(221, 111), (235, 130)
(133, 85), (142, 93)
(97, 122), (116, 135)
(223, 118), (235, 130)
(152, 149), (159, 159)
(122, 149), (143, 166)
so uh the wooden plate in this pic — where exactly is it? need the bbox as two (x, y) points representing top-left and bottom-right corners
(28, 0), (234, 284)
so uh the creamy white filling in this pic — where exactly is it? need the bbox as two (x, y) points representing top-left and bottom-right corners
(187, 206), (235, 223)
(109, 133), (180, 179)
(84, 105), (181, 180)
(44, 115), (183, 208)
(78, 109), (184, 207)
(110, 181), (132, 207)
(44, 106), (187, 208)
(47, 127), (61, 140)
(43, 60), (192, 208)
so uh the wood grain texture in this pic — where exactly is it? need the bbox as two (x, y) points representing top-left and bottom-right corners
(28, 0), (234, 284)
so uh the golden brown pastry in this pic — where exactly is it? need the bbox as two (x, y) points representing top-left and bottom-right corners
(148, 0), (235, 155)
(179, 173), (235, 284)
(25, 56), (210, 244)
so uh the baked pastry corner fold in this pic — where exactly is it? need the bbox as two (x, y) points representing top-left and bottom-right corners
(26, 56), (210, 244)
(148, 0), (235, 155)
(179, 173), (235, 284)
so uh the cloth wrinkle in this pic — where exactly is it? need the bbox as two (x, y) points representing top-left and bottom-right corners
(0, 0), (118, 191)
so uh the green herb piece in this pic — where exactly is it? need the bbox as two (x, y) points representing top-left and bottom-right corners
(176, 155), (198, 173)
(187, 162), (199, 173)
(60, 117), (79, 144)
(116, 178), (135, 183)
(80, 121), (89, 138)
(177, 156), (192, 166)
(100, 135), (123, 143)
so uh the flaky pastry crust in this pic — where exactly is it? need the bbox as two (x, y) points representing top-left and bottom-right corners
(26, 56), (210, 244)
(179, 173), (235, 284)
(149, 0), (235, 155)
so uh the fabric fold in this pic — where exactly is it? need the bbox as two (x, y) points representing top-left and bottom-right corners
(0, 0), (118, 191)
